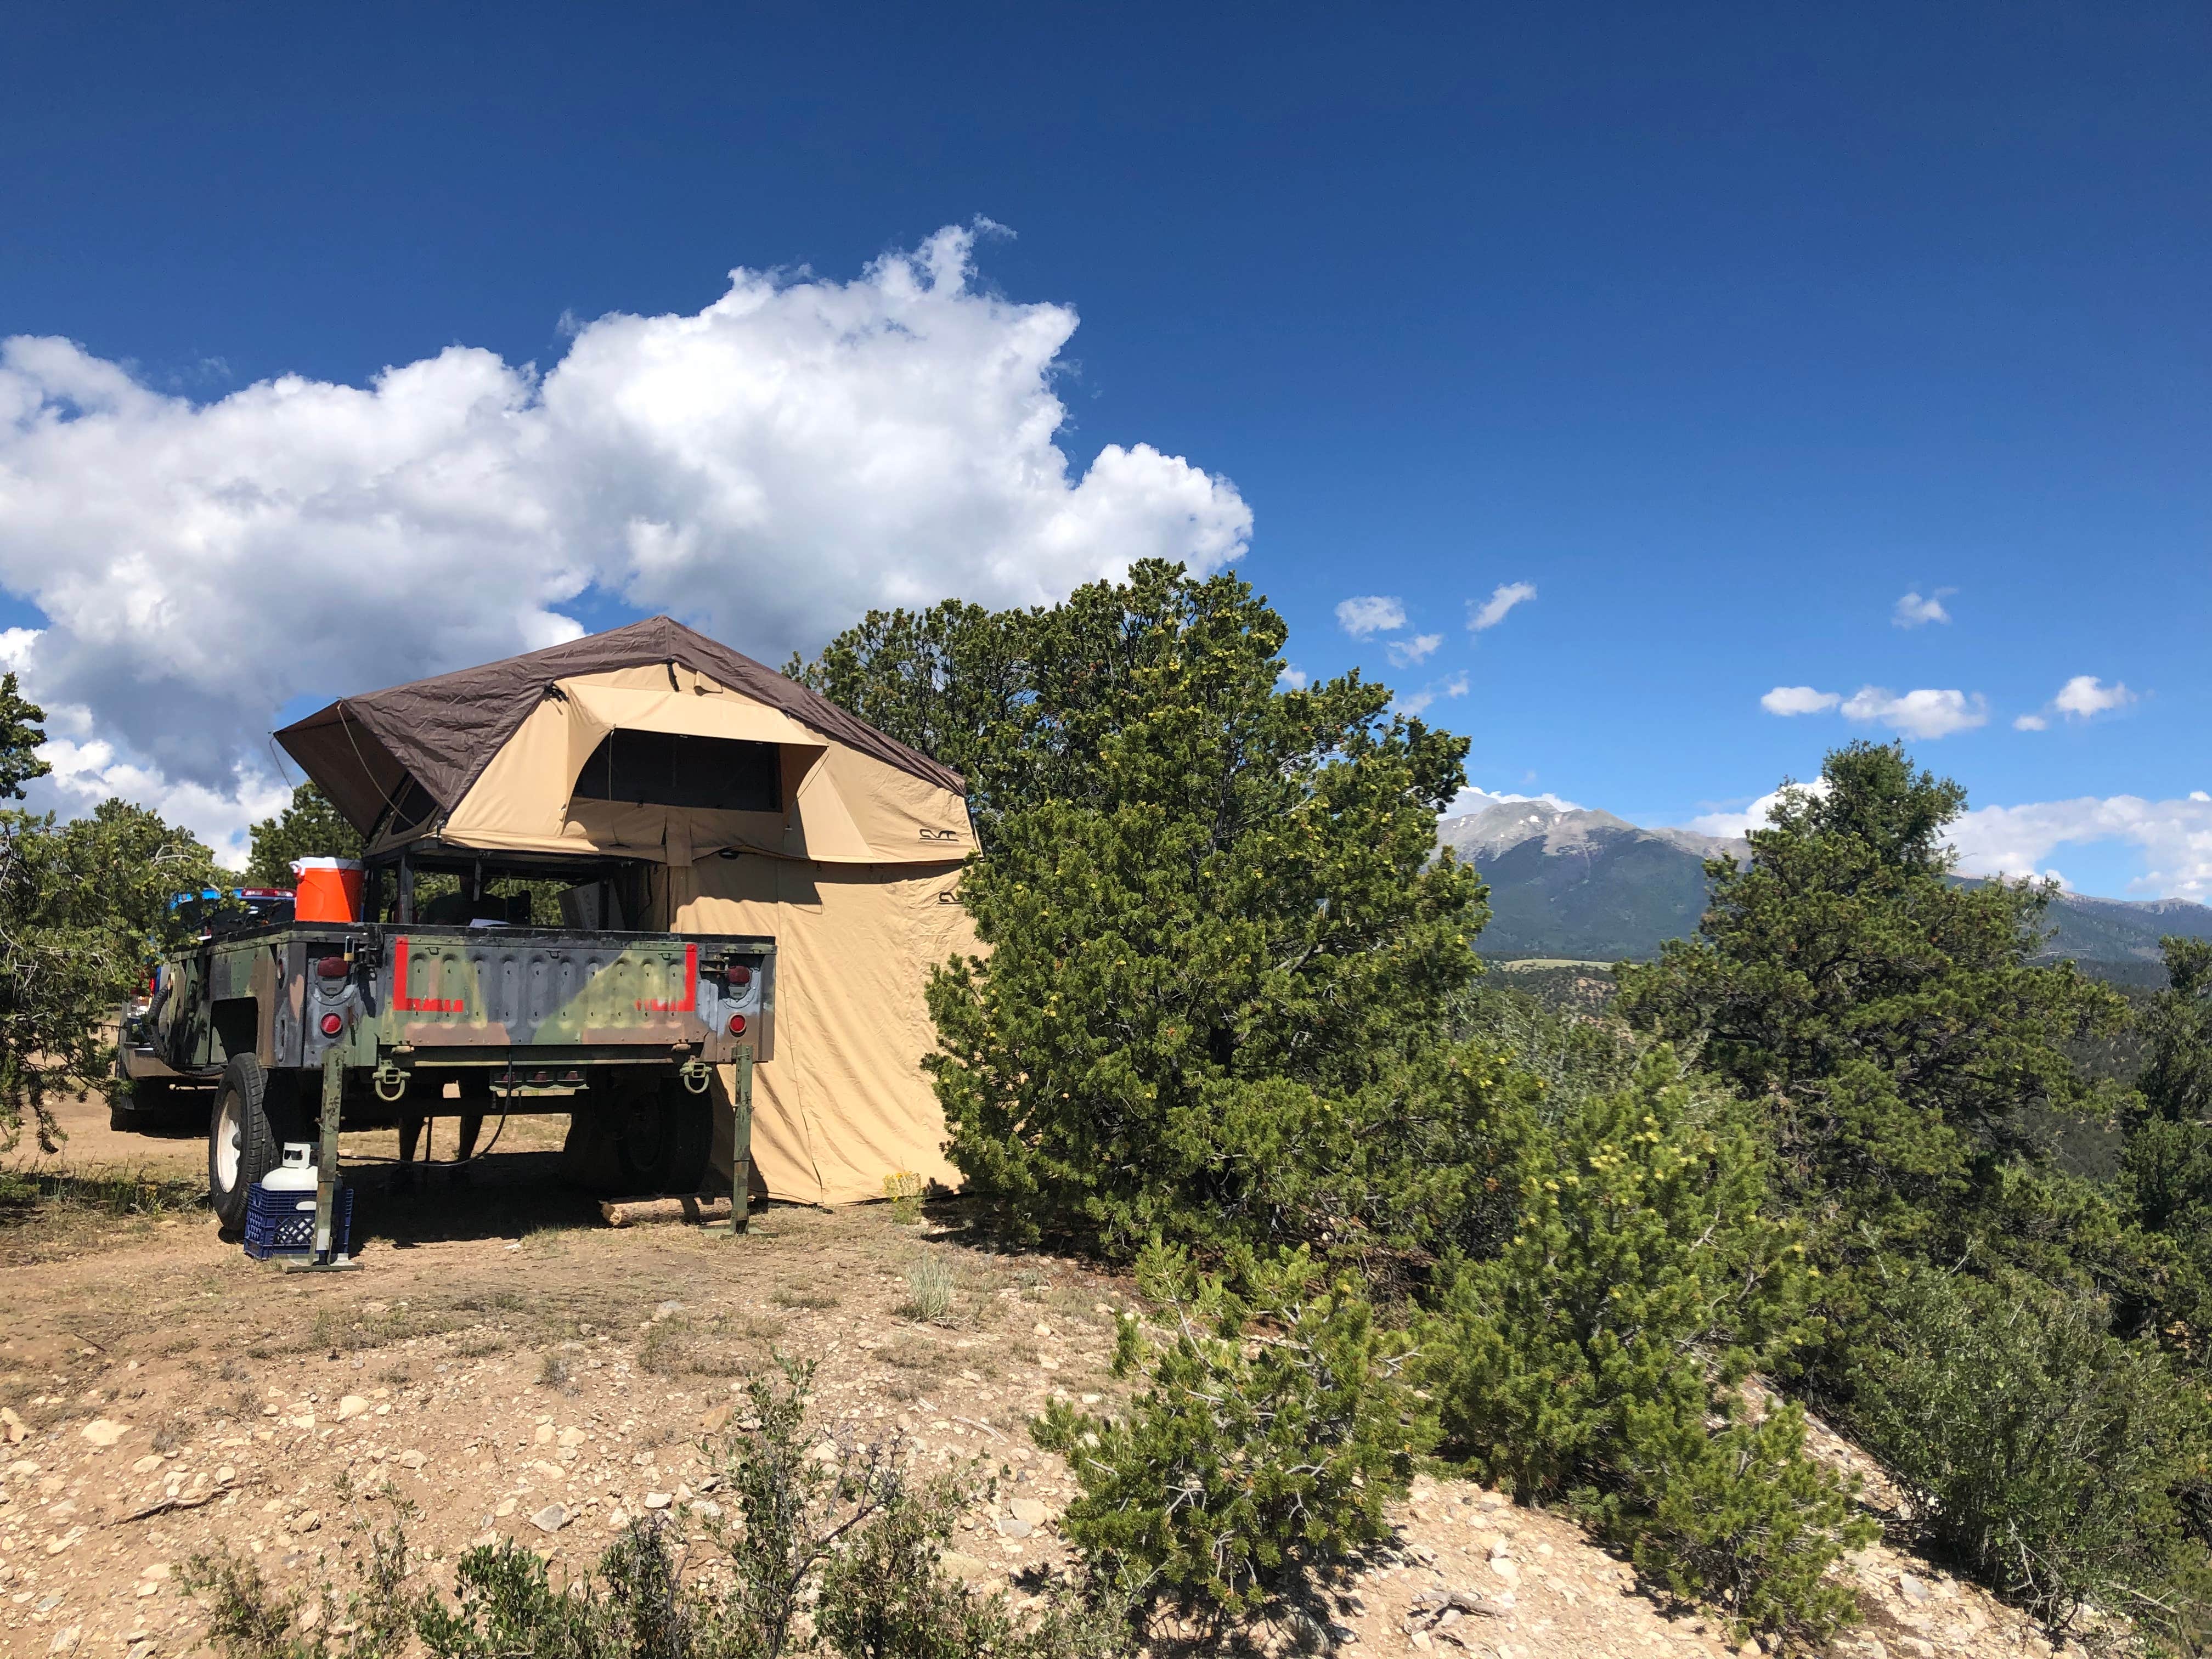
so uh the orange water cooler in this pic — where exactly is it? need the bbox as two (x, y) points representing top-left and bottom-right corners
(292, 857), (364, 924)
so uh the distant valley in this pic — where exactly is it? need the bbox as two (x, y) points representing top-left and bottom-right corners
(1442, 797), (2212, 981)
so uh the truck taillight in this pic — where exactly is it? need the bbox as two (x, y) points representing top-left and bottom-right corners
(728, 1013), (747, 1036)
(315, 956), (349, 979)
(725, 964), (752, 989)
(319, 1013), (343, 1036)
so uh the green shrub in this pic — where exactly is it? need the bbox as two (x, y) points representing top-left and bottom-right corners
(1839, 1264), (2212, 1643)
(1424, 1047), (1870, 1642)
(414, 1532), (636, 1657)
(704, 1355), (907, 1655)
(200, 1358), (1130, 1659)
(1034, 1246), (1426, 1628)
(1589, 1398), (1869, 1638)
(817, 1479), (999, 1659)
(183, 1522), (416, 1659)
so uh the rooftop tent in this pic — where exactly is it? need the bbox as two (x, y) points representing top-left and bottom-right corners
(274, 615), (970, 864)
(273, 617), (977, 1204)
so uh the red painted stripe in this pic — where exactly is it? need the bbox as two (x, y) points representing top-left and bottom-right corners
(391, 935), (465, 1015)
(634, 944), (700, 1014)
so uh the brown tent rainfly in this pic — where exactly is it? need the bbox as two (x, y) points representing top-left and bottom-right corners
(275, 616), (976, 1204)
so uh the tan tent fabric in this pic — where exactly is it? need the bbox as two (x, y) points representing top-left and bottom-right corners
(423, 664), (969, 865)
(275, 614), (965, 837)
(662, 853), (971, 1205)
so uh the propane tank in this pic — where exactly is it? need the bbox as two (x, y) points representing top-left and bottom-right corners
(261, 1143), (319, 1193)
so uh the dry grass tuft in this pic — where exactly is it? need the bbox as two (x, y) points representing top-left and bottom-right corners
(900, 1256), (956, 1325)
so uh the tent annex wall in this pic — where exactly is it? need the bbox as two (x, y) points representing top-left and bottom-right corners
(274, 617), (976, 1204)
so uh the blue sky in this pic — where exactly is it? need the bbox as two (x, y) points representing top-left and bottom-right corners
(1, 4), (2207, 894)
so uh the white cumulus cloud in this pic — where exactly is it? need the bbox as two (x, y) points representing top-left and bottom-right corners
(1838, 686), (1988, 739)
(1681, 780), (1831, 840)
(0, 223), (1252, 860)
(2013, 675), (2137, 732)
(1951, 794), (2212, 901)
(2052, 675), (2136, 719)
(1892, 589), (1953, 628)
(1336, 595), (1407, 637)
(1468, 581), (1536, 631)
(1760, 685), (1842, 716)
(1757, 683), (1987, 738)
(1387, 632), (1443, 667)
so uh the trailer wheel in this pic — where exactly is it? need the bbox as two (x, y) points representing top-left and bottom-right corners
(207, 1055), (302, 1232)
(614, 1081), (713, 1196)
(111, 1079), (198, 1133)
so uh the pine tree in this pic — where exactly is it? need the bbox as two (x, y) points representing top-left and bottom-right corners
(921, 565), (1519, 1266)
(0, 801), (221, 1151)
(0, 672), (51, 801)
(1615, 740), (2126, 1262)
(2121, 937), (2212, 1341)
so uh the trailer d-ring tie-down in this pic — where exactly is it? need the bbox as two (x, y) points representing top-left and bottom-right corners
(372, 1059), (409, 1103)
(679, 1057), (714, 1094)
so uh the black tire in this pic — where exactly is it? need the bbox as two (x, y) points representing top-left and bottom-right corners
(208, 1055), (302, 1231)
(613, 1079), (714, 1196)
(111, 1078), (171, 1132)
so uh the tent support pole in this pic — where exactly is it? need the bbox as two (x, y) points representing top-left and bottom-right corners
(727, 1045), (752, 1235)
(281, 1047), (359, 1273)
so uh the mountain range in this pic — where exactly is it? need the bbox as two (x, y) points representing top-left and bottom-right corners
(1440, 798), (2212, 980)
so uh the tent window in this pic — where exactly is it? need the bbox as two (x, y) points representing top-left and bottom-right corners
(574, 730), (781, 813)
(388, 776), (441, 834)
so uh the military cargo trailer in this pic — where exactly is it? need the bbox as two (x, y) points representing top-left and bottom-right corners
(119, 879), (774, 1230)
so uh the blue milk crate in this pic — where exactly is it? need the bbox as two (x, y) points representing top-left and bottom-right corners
(244, 1182), (353, 1260)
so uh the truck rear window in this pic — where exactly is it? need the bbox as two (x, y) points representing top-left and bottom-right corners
(573, 731), (781, 813)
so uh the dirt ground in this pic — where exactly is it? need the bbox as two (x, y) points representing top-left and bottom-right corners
(1, 1096), (2093, 1659)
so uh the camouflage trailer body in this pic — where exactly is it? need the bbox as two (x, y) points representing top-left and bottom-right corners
(119, 921), (775, 1229)
(139, 924), (772, 1081)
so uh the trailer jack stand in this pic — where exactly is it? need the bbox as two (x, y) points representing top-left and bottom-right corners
(282, 1047), (362, 1273)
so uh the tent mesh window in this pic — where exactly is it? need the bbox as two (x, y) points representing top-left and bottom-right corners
(574, 731), (782, 813)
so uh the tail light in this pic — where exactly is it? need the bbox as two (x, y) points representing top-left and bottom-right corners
(319, 1013), (343, 1036)
(725, 964), (753, 989)
(728, 1013), (747, 1036)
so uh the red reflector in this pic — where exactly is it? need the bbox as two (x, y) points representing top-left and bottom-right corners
(728, 1013), (747, 1036)
(319, 1013), (343, 1036)
(315, 956), (349, 979)
(726, 964), (752, 988)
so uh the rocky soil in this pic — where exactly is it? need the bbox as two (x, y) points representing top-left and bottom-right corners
(0, 1096), (2098, 1658)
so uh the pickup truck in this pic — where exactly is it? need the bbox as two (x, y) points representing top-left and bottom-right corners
(117, 907), (774, 1231)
